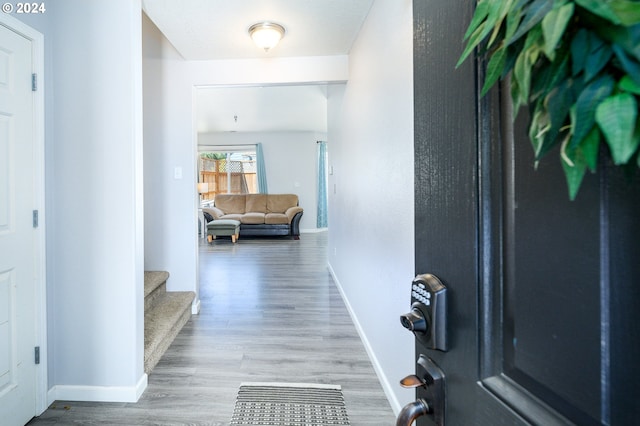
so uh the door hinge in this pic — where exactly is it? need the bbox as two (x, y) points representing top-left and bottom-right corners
(32, 73), (37, 91)
(33, 210), (38, 228)
(35, 346), (40, 365)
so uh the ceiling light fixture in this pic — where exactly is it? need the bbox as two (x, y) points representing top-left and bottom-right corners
(248, 22), (285, 53)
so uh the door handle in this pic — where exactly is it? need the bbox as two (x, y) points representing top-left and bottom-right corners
(397, 355), (446, 426)
(396, 399), (430, 426)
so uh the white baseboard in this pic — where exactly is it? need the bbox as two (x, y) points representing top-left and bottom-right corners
(48, 373), (148, 403)
(300, 228), (327, 233)
(327, 263), (402, 416)
(191, 297), (201, 314)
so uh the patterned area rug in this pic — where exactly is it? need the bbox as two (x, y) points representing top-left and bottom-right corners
(230, 382), (350, 425)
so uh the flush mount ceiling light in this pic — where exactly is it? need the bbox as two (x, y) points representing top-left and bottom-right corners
(248, 22), (286, 53)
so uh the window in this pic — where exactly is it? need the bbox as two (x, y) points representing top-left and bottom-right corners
(199, 150), (257, 201)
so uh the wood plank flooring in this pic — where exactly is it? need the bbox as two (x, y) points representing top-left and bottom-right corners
(28, 232), (396, 425)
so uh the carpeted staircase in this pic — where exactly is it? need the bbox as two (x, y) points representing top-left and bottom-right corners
(144, 271), (195, 374)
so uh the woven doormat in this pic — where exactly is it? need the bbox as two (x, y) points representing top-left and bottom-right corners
(230, 382), (350, 425)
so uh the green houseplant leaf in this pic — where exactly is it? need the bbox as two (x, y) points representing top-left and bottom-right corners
(619, 75), (640, 94)
(575, 0), (622, 24)
(507, 0), (554, 45)
(595, 93), (639, 164)
(612, 44), (640, 86)
(482, 45), (508, 96)
(541, 2), (574, 60)
(561, 145), (588, 200)
(463, 0), (491, 41)
(572, 75), (615, 146)
(608, 0), (640, 25)
(512, 26), (544, 111)
(457, 0), (516, 67)
(459, 0), (640, 200)
(583, 38), (612, 82)
(537, 78), (576, 158)
(457, 25), (488, 68)
(570, 29), (588, 76)
(588, 16), (640, 62)
(561, 126), (601, 200)
(581, 126), (601, 172)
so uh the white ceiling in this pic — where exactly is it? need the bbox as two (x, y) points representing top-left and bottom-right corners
(142, 0), (374, 60)
(142, 0), (373, 134)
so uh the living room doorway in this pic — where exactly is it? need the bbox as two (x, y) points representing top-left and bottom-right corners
(194, 83), (337, 240)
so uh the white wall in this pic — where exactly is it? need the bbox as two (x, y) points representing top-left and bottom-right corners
(142, 14), (196, 297)
(327, 0), (415, 413)
(198, 131), (327, 231)
(16, 0), (146, 402)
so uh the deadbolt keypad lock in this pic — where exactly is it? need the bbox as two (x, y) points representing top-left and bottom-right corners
(400, 273), (448, 351)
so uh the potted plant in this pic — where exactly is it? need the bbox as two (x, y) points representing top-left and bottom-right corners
(458, 0), (640, 199)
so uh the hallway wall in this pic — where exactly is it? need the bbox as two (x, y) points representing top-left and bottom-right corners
(327, 0), (415, 413)
(142, 12), (195, 294)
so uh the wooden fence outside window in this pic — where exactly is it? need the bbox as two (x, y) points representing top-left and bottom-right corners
(199, 158), (257, 200)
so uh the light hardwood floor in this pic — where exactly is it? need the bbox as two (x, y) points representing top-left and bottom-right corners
(28, 231), (396, 425)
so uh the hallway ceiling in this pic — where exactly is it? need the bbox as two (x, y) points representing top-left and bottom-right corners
(142, 0), (374, 60)
(143, 0), (373, 134)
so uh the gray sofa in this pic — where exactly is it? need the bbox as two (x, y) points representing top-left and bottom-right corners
(202, 193), (303, 239)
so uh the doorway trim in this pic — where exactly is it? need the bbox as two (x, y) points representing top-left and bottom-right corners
(0, 13), (47, 415)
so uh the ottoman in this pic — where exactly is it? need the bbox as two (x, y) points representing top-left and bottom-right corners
(207, 219), (241, 243)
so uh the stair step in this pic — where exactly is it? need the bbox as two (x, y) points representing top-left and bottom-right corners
(144, 290), (195, 374)
(145, 271), (170, 312)
(144, 271), (169, 298)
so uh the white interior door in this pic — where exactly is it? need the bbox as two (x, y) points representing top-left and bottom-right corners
(0, 23), (37, 426)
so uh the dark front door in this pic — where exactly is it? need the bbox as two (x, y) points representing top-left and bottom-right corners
(407, 0), (640, 425)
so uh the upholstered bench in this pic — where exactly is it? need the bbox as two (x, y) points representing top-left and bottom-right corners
(207, 219), (241, 243)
